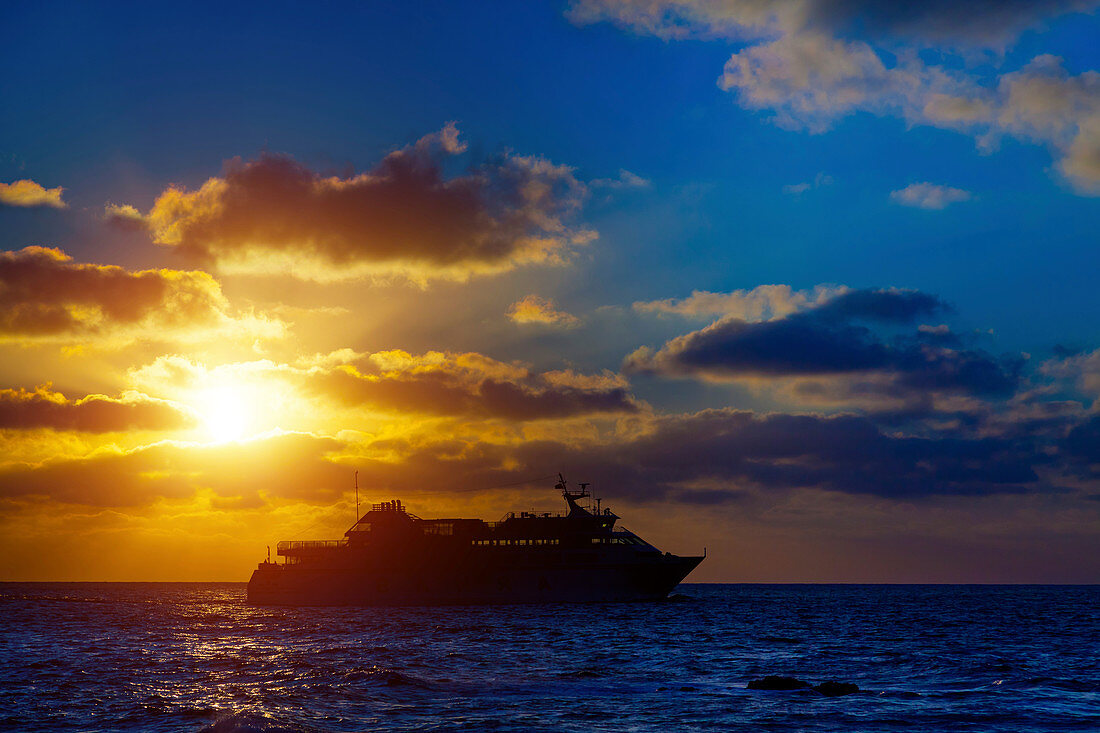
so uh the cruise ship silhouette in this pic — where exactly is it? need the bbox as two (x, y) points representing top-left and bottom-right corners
(248, 475), (705, 605)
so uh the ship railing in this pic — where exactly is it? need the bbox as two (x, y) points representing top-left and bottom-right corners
(488, 511), (569, 528)
(276, 539), (347, 555)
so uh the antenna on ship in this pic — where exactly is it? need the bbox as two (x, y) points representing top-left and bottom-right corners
(354, 470), (360, 522)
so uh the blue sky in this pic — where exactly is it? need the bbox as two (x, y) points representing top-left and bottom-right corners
(1, 1), (1099, 581)
(5, 2), (1098, 352)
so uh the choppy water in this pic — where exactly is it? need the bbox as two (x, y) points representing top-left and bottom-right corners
(1, 584), (1098, 732)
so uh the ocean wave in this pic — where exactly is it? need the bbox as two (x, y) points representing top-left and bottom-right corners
(341, 665), (432, 688)
(199, 711), (322, 733)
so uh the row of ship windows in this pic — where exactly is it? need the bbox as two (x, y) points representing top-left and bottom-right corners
(467, 537), (645, 547)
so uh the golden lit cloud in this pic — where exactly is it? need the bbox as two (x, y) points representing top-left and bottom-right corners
(303, 349), (638, 420)
(102, 202), (147, 229)
(0, 385), (195, 432)
(145, 124), (596, 282)
(0, 246), (284, 345)
(128, 356), (306, 442)
(0, 179), (66, 208)
(128, 349), (640, 428)
(0, 431), (350, 508)
(507, 294), (580, 327)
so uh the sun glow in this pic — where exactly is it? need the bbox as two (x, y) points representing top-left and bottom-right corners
(195, 385), (251, 442)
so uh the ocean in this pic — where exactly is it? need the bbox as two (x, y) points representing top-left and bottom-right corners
(1, 583), (1097, 732)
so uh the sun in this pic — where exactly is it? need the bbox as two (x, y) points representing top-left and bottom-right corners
(195, 385), (250, 442)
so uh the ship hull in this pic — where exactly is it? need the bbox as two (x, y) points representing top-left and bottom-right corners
(247, 552), (703, 606)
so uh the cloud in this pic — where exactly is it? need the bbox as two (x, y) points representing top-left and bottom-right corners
(719, 30), (915, 133)
(0, 179), (66, 209)
(0, 246), (283, 343)
(994, 56), (1100, 194)
(145, 123), (596, 282)
(304, 350), (638, 421)
(103, 202), (147, 230)
(350, 407), (1057, 503)
(129, 350), (639, 424)
(634, 283), (846, 320)
(783, 172), (834, 194)
(626, 287), (1023, 399)
(891, 182), (973, 209)
(805, 0), (1098, 48)
(590, 169), (652, 189)
(1061, 414), (1100, 475)
(1041, 346), (1100, 401)
(507, 295), (581, 327)
(571, 1), (1100, 192)
(569, 0), (1098, 49)
(0, 385), (194, 432)
(0, 431), (349, 507)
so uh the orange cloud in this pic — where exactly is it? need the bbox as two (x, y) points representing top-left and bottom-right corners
(146, 124), (595, 281)
(507, 295), (580, 327)
(129, 350), (639, 425)
(0, 385), (194, 432)
(0, 246), (283, 343)
(305, 349), (637, 420)
(0, 431), (348, 507)
(0, 179), (66, 208)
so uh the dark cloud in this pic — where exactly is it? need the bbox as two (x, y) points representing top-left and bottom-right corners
(572, 0), (1099, 49)
(625, 288), (1020, 399)
(1062, 414), (1100, 475)
(634, 316), (895, 374)
(0, 386), (194, 432)
(307, 352), (639, 421)
(147, 124), (593, 280)
(814, 288), (946, 323)
(0, 246), (232, 337)
(0, 406), (1084, 511)
(352, 408), (1055, 503)
(809, 0), (1098, 47)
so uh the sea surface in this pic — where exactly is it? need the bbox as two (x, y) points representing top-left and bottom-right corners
(1, 584), (1097, 732)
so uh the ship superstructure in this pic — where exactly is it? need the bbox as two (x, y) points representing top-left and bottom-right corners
(247, 476), (704, 606)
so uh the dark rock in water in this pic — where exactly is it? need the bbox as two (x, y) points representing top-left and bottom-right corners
(747, 676), (811, 690)
(814, 681), (860, 697)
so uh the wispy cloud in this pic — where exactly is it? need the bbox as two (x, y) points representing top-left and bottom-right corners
(507, 295), (581, 327)
(590, 168), (651, 189)
(102, 202), (146, 229)
(783, 172), (834, 195)
(634, 284), (845, 320)
(891, 182), (973, 209)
